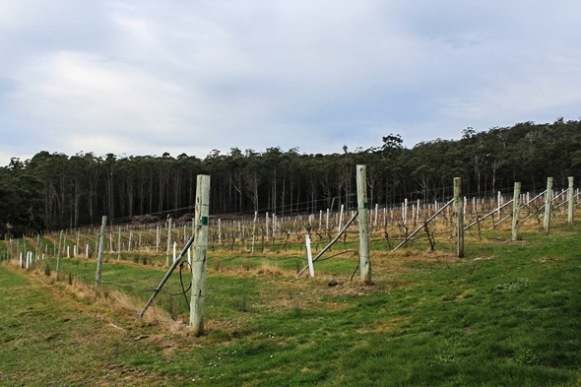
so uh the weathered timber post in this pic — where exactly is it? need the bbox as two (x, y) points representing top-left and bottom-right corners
(166, 217), (173, 266)
(35, 234), (40, 260)
(95, 215), (107, 291)
(56, 230), (63, 280)
(543, 177), (553, 232)
(356, 165), (371, 284)
(155, 224), (160, 252)
(250, 211), (257, 255)
(57, 230), (63, 260)
(190, 174), (210, 337)
(116, 228), (121, 260)
(264, 213), (268, 242)
(496, 191), (502, 221)
(338, 204), (344, 235)
(305, 233), (314, 277)
(512, 182), (521, 241)
(454, 177), (464, 258)
(567, 176), (574, 225)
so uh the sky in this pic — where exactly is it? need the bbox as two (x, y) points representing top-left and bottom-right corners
(1, 0), (580, 166)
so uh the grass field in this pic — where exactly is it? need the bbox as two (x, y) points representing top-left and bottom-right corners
(1, 222), (580, 386)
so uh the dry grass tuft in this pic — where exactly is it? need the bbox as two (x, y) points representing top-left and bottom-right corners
(254, 260), (283, 276)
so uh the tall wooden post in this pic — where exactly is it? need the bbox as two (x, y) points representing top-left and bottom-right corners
(250, 211), (257, 255)
(454, 177), (464, 258)
(56, 230), (63, 280)
(512, 182), (521, 241)
(95, 215), (107, 291)
(155, 224), (160, 252)
(356, 165), (371, 284)
(567, 176), (574, 225)
(305, 233), (314, 277)
(190, 175), (210, 336)
(338, 204), (344, 235)
(117, 228), (121, 260)
(543, 177), (553, 232)
(166, 217), (173, 266)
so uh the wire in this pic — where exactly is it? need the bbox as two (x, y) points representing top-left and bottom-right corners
(178, 260), (192, 310)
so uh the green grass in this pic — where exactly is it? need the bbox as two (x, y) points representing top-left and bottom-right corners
(1, 223), (580, 386)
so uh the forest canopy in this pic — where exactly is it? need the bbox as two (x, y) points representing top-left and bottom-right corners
(1, 118), (580, 236)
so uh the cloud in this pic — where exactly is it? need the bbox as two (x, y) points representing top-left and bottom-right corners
(6, 50), (188, 143)
(0, 0), (580, 164)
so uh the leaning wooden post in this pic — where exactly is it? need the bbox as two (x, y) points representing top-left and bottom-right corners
(512, 182), (521, 241)
(95, 215), (107, 291)
(190, 174), (210, 337)
(454, 177), (464, 258)
(567, 176), (574, 225)
(543, 177), (553, 232)
(356, 165), (371, 284)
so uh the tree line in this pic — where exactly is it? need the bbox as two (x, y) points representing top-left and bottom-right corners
(2, 118), (580, 236)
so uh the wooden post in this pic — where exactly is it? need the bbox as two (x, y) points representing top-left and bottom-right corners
(166, 217), (173, 266)
(190, 175), (210, 337)
(305, 233), (314, 277)
(117, 227), (121, 260)
(56, 230), (63, 280)
(95, 215), (107, 291)
(567, 176), (574, 225)
(416, 199), (421, 225)
(35, 234), (40, 260)
(356, 165), (371, 284)
(544, 177), (553, 232)
(250, 211), (257, 255)
(156, 224), (160, 253)
(57, 230), (63, 260)
(512, 182), (521, 241)
(454, 177), (464, 258)
(338, 204), (344, 234)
